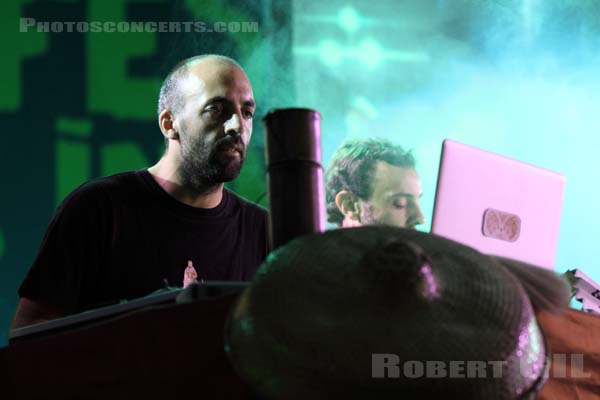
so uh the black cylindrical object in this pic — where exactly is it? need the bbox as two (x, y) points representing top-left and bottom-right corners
(263, 108), (325, 250)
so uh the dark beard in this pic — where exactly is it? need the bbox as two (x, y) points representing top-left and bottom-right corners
(179, 133), (246, 193)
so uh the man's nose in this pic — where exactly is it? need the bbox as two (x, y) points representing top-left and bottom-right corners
(224, 112), (243, 135)
(411, 204), (426, 227)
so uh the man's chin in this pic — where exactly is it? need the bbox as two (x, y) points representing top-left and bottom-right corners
(218, 160), (244, 182)
(220, 172), (241, 182)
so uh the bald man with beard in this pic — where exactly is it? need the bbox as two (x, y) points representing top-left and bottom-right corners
(11, 55), (269, 328)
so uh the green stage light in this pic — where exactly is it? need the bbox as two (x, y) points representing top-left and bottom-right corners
(338, 6), (361, 33)
(318, 39), (343, 67)
(358, 38), (383, 68)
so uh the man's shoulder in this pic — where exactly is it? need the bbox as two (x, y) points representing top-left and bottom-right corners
(60, 170), (146, 208)
(84, 170), (144, 191)
(227, 190), (268, 218)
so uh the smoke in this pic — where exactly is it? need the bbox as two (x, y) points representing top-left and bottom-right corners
(293, 0), (600, 277)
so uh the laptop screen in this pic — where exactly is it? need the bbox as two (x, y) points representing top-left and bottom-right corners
(430, 139), (566, 270)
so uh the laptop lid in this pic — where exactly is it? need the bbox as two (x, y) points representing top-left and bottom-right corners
(430, 139), (566, 270)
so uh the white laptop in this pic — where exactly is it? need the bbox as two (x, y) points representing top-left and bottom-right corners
(430, 139), (566, 270)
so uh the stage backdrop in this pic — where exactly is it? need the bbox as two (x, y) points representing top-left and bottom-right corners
(0, 0), (294, 345)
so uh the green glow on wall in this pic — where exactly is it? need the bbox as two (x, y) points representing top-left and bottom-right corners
(182, 0), (267, 118)
(87, 0), (160, 120)
(1, 0), (48, 111)
(56, 117), (93, 138)
(184, 0), (262, 65)
(231, 145), (266, 206)
(101, 142), (149, 176)
(55, 117), (93, 205)
(56, 140), (91, 206)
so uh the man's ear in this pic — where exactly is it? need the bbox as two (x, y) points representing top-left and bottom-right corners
(158, 110), (179, 141)
(335, 191), (361, 222)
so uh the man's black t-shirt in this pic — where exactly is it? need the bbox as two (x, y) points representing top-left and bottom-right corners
(19, 170), (269, 314)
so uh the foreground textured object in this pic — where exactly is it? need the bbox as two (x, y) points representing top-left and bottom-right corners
(226, 226), (570, 399)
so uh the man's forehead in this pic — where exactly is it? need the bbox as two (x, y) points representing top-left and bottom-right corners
(371, 161), (421, 194)
(181, 61), (253, 101)
(373, 160), (417, 177)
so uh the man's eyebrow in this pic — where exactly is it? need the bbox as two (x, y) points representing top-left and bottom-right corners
(203, 96), (228, 106)
(203, 96), (255, 108)
(389, 193), (423, 199)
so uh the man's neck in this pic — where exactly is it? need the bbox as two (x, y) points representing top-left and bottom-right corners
(148, 159), (224, 209)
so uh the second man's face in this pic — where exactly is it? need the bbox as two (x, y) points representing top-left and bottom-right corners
(359, 161), (425, 229)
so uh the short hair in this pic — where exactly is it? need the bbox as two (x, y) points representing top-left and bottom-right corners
(157, 54), (242, 117)
(325, 138), (416, 225)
